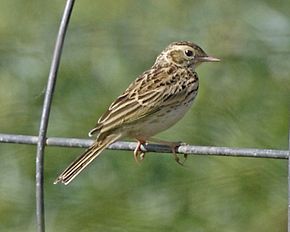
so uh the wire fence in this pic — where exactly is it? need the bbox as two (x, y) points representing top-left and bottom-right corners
(0, 133), (288, 159)
(0, 1), (289, 232)
(35, 1), (75, 231)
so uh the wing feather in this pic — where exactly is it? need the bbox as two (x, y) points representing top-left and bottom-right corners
(89, 67), (198, 136)
(89, 69), (166, 135)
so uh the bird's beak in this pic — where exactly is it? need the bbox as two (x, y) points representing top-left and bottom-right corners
(197, 56), (220, 62)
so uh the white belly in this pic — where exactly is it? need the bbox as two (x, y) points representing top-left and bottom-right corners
(126, 98), (195, 139)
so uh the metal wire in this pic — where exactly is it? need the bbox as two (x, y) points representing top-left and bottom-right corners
(1, 133), (288, 159)
(35, 1), (75, 232)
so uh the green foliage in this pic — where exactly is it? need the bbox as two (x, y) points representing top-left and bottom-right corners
(0, 0), (289, 231)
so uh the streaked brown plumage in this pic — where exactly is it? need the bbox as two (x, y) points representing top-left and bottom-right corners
(54, 41), (219, 185)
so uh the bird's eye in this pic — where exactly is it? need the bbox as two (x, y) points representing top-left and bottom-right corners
(185, 50), (194, 57)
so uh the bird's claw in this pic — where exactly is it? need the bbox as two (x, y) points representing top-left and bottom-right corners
(134, 140), (188, 165)
(171, 143), (188, 166)
(134, 140), (146, 164)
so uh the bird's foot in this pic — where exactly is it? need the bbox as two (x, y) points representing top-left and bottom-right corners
(170, 142), (188, 166)
(133, 140), (146, 164)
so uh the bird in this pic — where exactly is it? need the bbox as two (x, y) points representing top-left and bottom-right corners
(54, 41), (220, 185)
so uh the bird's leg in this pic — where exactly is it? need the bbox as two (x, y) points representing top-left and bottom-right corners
(172, 145), (188, 166)
(148, 138), (187, 165)
(133, 139), (146, 163)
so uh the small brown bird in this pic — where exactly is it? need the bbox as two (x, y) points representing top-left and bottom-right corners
(54, 41), (219, 185)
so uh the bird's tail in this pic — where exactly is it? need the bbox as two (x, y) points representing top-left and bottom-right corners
(54, 133), (121, 185)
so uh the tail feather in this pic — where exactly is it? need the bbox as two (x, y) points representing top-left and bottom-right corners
(54, 133), (121, 185)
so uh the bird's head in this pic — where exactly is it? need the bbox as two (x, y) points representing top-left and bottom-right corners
(155, 41), (220, 69)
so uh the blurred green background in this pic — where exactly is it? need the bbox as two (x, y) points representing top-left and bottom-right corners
(0, 0), (289, 231)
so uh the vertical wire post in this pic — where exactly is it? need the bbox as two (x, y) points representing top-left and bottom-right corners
(35, 1), (75, 231)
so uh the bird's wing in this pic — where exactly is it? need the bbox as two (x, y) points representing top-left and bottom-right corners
(89, 67), (183, 137)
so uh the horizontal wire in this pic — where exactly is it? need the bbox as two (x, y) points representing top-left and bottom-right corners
(0, 133), (288, 159)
